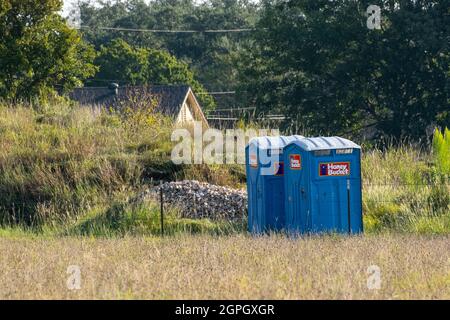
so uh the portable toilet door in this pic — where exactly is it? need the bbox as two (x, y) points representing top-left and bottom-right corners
(245, 135), (304, 233)
(284, 137), (363, 234)
(283, 143), (310, 234)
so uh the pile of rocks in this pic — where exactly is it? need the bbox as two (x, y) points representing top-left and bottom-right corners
(134, 180), (247, 220)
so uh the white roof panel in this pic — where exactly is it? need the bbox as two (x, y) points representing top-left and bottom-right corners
(290, 136), (360, 151)
(247, 135), (305, 150)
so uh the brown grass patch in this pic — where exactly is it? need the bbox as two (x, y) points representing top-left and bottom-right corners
(0, 234), (449, 299)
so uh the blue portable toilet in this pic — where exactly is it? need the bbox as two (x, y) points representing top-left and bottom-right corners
(246, 135), (304, 233)
(283, 137), (363, 234)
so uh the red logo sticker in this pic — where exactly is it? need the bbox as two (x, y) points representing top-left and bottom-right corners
(289, 154), (301, 169)
(319, 162), (350, 176)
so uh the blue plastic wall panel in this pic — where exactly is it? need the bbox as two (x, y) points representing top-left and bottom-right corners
(246, 135), (304, 233)
(283, 137), (363, 234)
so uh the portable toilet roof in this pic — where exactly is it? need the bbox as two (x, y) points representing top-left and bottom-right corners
(247, 135), (305, 150)
(288, 136), (361, 151)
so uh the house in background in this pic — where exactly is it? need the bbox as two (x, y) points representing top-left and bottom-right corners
(68, 84), (209, 127)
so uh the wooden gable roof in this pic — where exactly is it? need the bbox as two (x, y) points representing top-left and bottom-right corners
(69, 85), (196, 118)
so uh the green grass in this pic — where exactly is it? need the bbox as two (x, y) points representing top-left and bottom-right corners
(361, 138), (449, 234)
(0, 101), (175, 225)
(0, 101), (448, 236)
(65, 201), (246, 237)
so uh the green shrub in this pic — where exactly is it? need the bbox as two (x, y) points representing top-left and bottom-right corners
(432, 127), (450, 176)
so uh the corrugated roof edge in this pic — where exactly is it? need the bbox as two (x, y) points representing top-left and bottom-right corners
(288, 136), (360, 151)
(246, 135), (305, 150)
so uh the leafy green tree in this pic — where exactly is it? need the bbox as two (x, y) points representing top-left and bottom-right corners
(94, 38), (215, 112)
(0, 0), (97, 100)
(95, 38), (149, 84)
(78, 0), (259, 108)
(240, 0), (449, 141)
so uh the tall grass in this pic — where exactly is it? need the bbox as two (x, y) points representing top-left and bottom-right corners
(1, 234), (449, 299)
(0, 102), (448, 235)
(362, 135), (449, 234)
(0, 101), (174, 226)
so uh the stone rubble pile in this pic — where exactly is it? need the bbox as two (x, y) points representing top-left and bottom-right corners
(134, 180), (247, 220)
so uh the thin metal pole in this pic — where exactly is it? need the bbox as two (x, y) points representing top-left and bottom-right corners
(160, 180), (164, 236)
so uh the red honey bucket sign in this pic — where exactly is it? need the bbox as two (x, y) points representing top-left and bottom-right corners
(319, 162), (350, 176)
(289, 154), (301, 169)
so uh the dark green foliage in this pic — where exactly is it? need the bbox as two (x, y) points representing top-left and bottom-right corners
(0, 0), (97, 100)
(78, 0), (259, 107)
(240, 0), (450, 140)
(94, 38), (215, 112)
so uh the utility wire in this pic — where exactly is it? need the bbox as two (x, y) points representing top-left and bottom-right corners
(79, 25), (257, 34)
(197, 91), (236, 95)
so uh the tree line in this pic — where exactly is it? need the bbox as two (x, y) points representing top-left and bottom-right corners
(0, 0), (448, 141)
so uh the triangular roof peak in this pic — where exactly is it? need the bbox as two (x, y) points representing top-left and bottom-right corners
(68, 84), (195, 117)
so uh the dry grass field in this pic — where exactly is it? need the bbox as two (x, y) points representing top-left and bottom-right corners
(1, 234), (449, 300)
